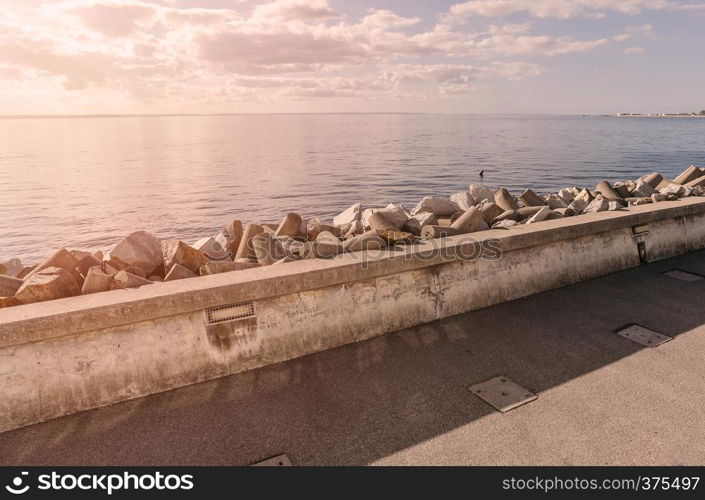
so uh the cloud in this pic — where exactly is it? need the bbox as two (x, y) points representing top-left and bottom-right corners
(624, 46), (645, 54)
(0, 0), (646, 111)
(446, 0), (705, 20)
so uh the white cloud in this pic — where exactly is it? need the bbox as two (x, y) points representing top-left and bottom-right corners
(624, 46), (645, 54)
(446, 0), (705, 20)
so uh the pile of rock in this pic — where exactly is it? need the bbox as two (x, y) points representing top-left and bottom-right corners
(1, 166), (704, 309)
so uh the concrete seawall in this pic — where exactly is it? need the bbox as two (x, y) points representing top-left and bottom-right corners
(2, 198), (705, 432)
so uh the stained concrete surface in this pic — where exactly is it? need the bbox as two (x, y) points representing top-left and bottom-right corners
(2, 251), (705, 466)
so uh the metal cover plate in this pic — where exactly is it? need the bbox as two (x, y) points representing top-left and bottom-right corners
(252, 454), (291, 466)
(615, 324), (672, 347)
(468, 376), (537, 413)
(663, 269), (704, 282)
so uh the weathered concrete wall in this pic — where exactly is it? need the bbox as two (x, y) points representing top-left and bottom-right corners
(2, 198), (705, 432)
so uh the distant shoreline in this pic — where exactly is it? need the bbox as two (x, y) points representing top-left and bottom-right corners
(614, 114), (705, 118)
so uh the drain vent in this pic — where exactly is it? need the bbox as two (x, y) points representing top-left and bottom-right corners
(614, 324), (672, 347)
(203, 301), (256, 326)
(468, 376), (537, 413)
(252, 454), (291, 466)
(663, 269), (704, 282)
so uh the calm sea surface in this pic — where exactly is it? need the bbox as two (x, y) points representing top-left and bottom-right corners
(1, 114), (705, 263)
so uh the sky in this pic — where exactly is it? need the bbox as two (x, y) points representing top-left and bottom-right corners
(0, 0), (704, 115)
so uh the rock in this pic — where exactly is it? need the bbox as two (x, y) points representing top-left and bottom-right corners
(584, 195), (610, 213)
(607, 200), (623, 211)
(519, 189), (546, 207)
(420, 225), (460, 239)
(404, 212), (437, 236)
(307, 219), (340, 240)
(251, 232), (285, 265)
(659, 183), (690, 197)
(110, 270), (154, 290)
(311, 236), (343, 258)
(545, 193), (568, 209)
(642, 172), (664, 188)
(630, 179), (656, 198)
(235, 223), (264, 261)
(494, 188), (519, 211)
(595, 180), (622, 200)
(673, 165), (703, 185)
(468, 184), (495, 203)
(368, 211), (401, 232)
(450, 192), (475, 211)
(212, 220), (244, 258)
(275, 213), (302, 238)
(279, 237), (311, 260)
(479, 202), (504, 225)
(342, 230), (386, 252)
(557, 188), (575, 204)
(613, 182), (633, 198)
(493, 210), (520, 223)
(148, 275), (163, 282)
(491, 220), (519, 229)
(526, 206), (553, 224)
(110, 231), (163, 277)
(16, 266), (36, 280)
(81, 266), (115, 294)
(575, 188), (594, 203)
(377, 230), (416, 245)
(0, 297), (20, 308)
(341, 220), (364, 238)
(199, 260), (259, 275)
(0, 275), (23, 297)
(625, 197), (652, 206)
(436, 217), (452, 227)
(567, 199), (588, 215)
(25, 248), (80, 280)
(651, 193), (668, 202)
(15, 267), (80, 304)
(692, 186), (705, 196)
(164, 263), (199, 281)
(76, 255), (102, 277)
(451, 207), (489, 233)
(516, 206), (544, 220)
(0, 258), (23, 277)
(94, 250), (104, 261)
(554, 207), (576, 217)
(162, 240), (207, 274)
(411, 196), (460, 217)
(333, 203), (362, 226)
(684, 175), (705, 189)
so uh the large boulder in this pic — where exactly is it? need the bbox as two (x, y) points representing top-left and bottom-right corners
(333, 203), (362, 226)
(1, 258), (23, 278)
(518, 189), (546, 207)
(0, 275), (23, 297)
(275, 213), (303, 238)
(15, 267), (80, 304)
(411, 196), (460, 217)
(342, 230), (386, 253)
(468, 184), (495, 204)
(251, 233), (285, 265)
(110, 231), (163, 277)
(110, 270), (154, 290)
(450, 192), (475, 211)
(583, 195), (610, 213)
(161, 240), (208, 274)
(235, 223), (264, 261)
(630, 179), (656, 198)
(216, 220), (244, 257)
(81, 266), (115, 294)
(545, 193), (568, 209)
(404, 212), (437, 236)
(164, 263), (199, 282)
(306, 219), (340, 240)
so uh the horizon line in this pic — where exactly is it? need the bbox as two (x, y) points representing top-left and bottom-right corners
(0, 112), (601, 120)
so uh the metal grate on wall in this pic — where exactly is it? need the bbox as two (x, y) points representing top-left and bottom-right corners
(203, 301), (256, 326)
